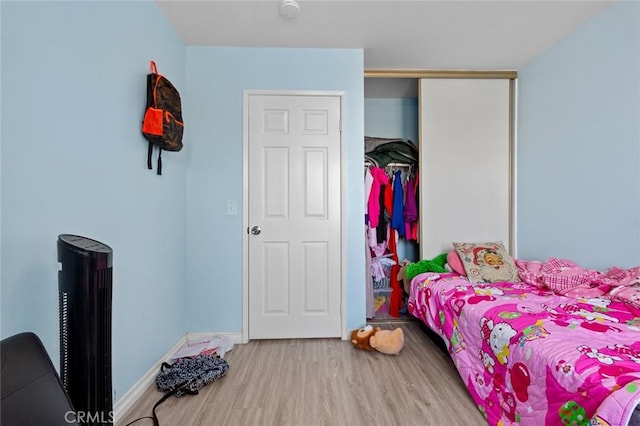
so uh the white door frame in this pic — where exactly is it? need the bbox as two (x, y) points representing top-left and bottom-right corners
(242, 90), (347, 342)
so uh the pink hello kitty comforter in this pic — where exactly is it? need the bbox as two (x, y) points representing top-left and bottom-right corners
(408, 272), (640, 426)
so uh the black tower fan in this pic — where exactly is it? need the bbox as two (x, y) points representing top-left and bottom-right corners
(58, 235), (113, 425)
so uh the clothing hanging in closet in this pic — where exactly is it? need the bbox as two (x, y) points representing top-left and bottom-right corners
(364, 137), (419, 318)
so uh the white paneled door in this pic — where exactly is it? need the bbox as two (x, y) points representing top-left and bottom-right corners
(247, 93), (342, 339)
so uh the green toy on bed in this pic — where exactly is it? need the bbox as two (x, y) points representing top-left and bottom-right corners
(405, 252), (449, 281)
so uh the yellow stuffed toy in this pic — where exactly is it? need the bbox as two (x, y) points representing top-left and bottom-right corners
(350, 325), (404, 355)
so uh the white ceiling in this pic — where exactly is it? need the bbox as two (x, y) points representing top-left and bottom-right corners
(154, 0), (613, 70)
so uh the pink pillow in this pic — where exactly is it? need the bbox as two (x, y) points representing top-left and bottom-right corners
(447, 250), (466, 276)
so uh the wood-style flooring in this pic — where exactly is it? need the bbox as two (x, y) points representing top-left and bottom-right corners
(118, 319), (487, 426)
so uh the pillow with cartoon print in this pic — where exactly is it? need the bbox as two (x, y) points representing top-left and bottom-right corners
(453, 241), (521, 283)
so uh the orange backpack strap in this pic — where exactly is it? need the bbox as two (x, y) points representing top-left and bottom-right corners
(149, 61), (161, 107)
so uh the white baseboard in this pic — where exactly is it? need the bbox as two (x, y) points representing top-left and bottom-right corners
(188, 331), (245, 345)
(112, 334), (186, 422)
(113, 331), (243, 422)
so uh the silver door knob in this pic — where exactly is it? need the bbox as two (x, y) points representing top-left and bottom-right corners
(250, 226), (261, 235)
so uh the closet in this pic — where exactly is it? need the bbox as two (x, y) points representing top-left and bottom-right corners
(364, 70), (517, 320)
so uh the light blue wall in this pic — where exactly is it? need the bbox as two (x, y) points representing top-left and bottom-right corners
(185, 47), (365, 333)
(364, 98), (419, 261)
(1, 1), (187, 401)
(517, 1), (640, 269)
(364, 98), (419, 145)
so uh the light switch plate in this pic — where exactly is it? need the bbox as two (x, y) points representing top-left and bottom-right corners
(226, 200), (238, 216)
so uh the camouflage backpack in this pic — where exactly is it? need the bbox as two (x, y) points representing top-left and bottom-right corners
(141, 61), (184, 175)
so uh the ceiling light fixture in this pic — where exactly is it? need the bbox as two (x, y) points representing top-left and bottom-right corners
(279, 0), (300, 19)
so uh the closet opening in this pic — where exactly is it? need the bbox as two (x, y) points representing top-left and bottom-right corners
(364, 77), (420, 322)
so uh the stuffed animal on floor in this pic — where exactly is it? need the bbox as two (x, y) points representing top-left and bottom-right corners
(370, 327), (405, 355)
(350, 325), (379, 351)
(350, 325), (405, 355)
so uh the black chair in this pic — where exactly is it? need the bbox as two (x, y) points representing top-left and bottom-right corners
(1, 332), (79, 426)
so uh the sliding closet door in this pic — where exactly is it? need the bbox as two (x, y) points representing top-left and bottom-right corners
(419, 78), (512, 258)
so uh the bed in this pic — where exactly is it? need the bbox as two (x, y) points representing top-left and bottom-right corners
(407, 270), (640, 426)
